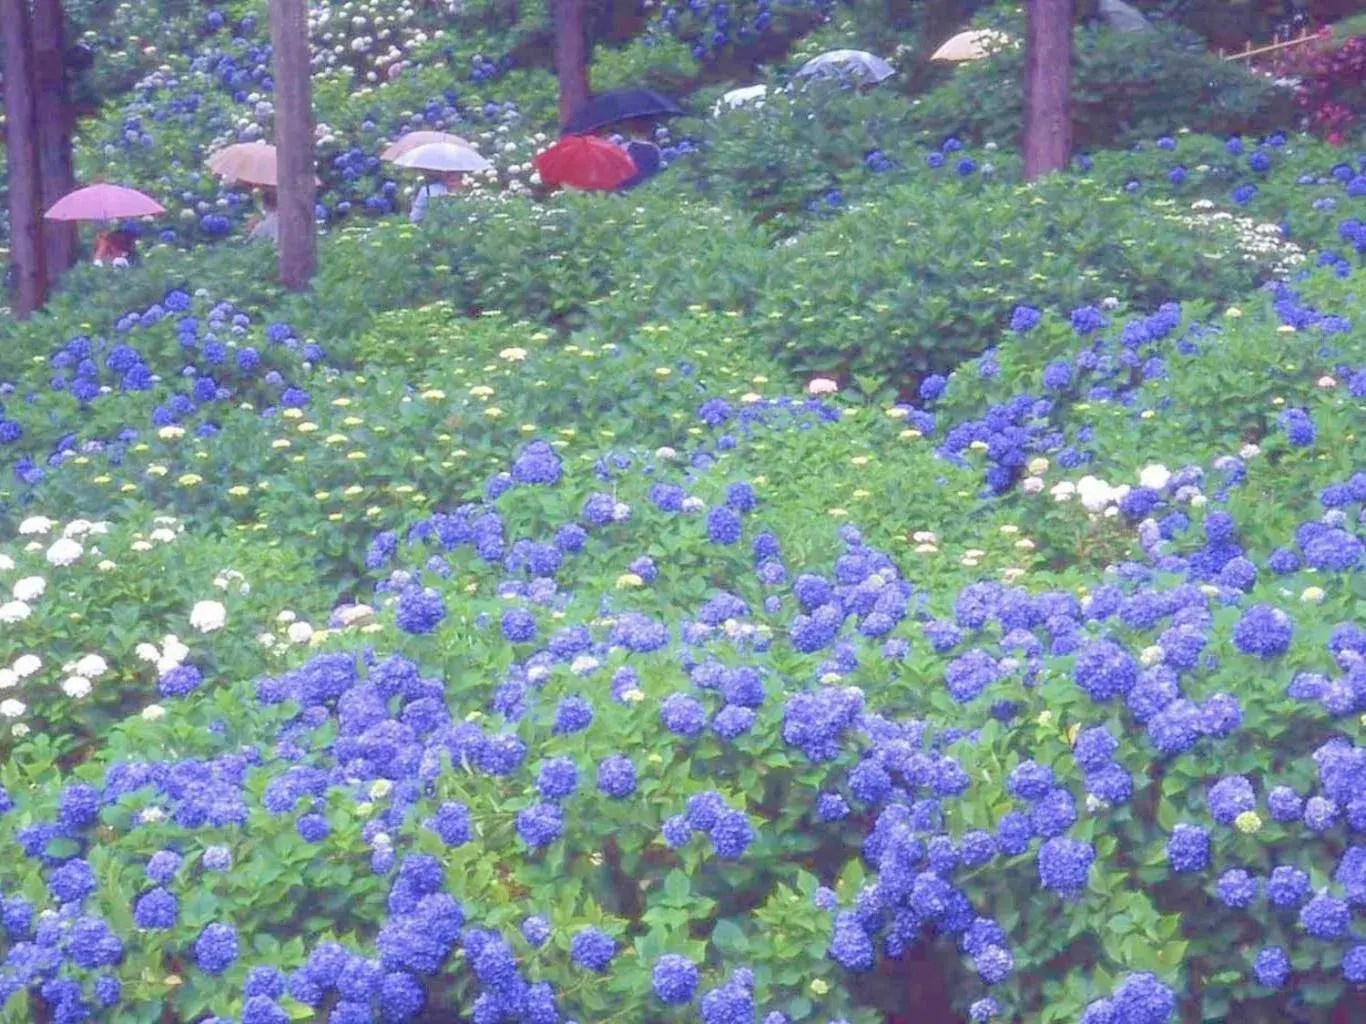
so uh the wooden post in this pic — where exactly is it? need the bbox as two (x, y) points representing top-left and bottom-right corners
(1022, 0), (1073, 182)
(270, 0), (317, 290)
(552, 0), (590, 131)
(2, 0), (48, 317)
(32, 0), (77, 282)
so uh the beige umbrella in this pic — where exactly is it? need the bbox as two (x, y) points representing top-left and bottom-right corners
(206, 142), (322, 187)
(381, 131), (475, 162)
(393, 143), (492, 174)
(931, 29), (1013, 62)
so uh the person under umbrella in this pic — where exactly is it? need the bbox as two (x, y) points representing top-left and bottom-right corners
(246, 190), (279, 244)
(93, 227), (137, 267)
(612, 119), (664, 190)
(44, 183), (164, 267)
(411, 171), (465, 224)
(533, 135), (637, 192)
(391, 142), (489, 221)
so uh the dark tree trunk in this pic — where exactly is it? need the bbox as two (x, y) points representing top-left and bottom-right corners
(33, 0), (78, 283)
(552, 0), (590, 131)
(1023, 0), (1074, 181)
(270, 0), (317, 290)
(3, 0), (48, 317)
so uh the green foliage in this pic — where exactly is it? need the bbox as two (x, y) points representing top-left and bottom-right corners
(912, 16), (1294, 150)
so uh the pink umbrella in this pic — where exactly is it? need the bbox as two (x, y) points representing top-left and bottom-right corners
(45, 184), (165, 222)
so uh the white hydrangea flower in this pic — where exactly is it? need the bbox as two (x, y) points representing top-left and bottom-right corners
(807, 377), (839, 396)
(1138, 464), (1171, 490)
(0, 554), (15, 572)
(74, 654), (108, 678)
(13, 654), (42, 678)
(141, 704), (166, 721)
(18, 516), (54, 535)
(1076, 476), (1118, 513)
(287, 621), (315, 644)
(0, 699), (26, 718)
(63, 519), (94, 538)
(157, 635), (190, 671)
(45, 538), (84, 567)
(190, 600), (227, 633)
(61, 676), (93, 699)
(0, 669), (16, 690)
(12, 576), (46, 602)
(0, 600), (32, 623)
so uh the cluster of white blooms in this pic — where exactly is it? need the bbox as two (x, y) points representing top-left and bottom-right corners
(1179, 200), (1305, 277)
(136, 635), (191, 675)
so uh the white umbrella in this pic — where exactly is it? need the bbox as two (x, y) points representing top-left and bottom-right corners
(931, 29), (1013, 62)
(795, 49), (896, 84)
(381, 131), (476, 162)
(714, 85), (769, 117)
(392, 143), (492, 173)
(1099, 0), (1153, 33)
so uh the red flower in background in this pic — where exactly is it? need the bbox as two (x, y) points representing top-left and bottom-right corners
(1260, 30), (1366, 142)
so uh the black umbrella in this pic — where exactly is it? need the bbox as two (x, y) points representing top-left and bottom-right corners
(561, 89), (686, 135)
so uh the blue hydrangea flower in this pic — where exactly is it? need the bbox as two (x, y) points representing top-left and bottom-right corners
(1166, 824), (1210, 874)
(570, 927), (616, 972)
(652, 954), (700, 1004)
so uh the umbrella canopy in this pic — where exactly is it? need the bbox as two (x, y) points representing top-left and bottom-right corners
(562, 88), (685, 135)
(206, 143), (321, 187)
(795, 49), (896, 83)
(393, 143), (492, 174)
(45, 184), (164, 222)
(931, 29), (1013, 62)
(381, 131), (475, 162)
(534, 135), (636, 191)
(714, 85), (769, 116)
(1098, 0), (1153, 33)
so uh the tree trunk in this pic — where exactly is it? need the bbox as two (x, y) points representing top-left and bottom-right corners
(33, 0), (78, 283)
(270, 0), (317, 290)
(552, 0), (590, 131)
(1023, 0), (1074, 181)
(3, 0), (48, 317)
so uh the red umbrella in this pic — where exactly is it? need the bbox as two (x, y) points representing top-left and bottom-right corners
(534, 135), (636, 191)
(45, 184), (165, 222)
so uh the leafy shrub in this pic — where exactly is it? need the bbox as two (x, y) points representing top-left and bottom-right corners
(746, 168), (1281, 396)
(912, 15), (1294, 151)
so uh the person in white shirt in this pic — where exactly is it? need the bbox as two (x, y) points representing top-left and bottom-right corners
(410, 171), (465, 224)
(246, 189), (279, 244)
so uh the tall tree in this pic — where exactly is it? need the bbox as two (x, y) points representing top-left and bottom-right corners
(3, 0), (48, 317)
(270, 0), (317, 289)
(1023, 0), (1074, 180)
(552, 0), (590, 130)
(32, 0), (77, 282)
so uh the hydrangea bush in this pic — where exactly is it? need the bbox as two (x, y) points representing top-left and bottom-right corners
(0, 2), (1364, 1023)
